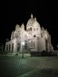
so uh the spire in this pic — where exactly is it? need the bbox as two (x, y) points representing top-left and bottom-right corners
(21, 23), (25, 30)
(31, 14), (33, 18)
(15, 24), (20, 30)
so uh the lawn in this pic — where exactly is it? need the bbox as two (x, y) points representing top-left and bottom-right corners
(0, 55), (58, 77)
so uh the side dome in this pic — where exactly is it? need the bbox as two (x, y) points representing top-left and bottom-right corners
(26, 14), (35, 31)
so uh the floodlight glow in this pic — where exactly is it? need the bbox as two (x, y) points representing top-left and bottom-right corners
(22, 42), (25, 45)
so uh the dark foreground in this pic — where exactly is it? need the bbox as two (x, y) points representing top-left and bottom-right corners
(0, 55), (58, 77)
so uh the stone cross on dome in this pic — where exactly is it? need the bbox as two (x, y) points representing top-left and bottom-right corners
(31, 14), (33, 18)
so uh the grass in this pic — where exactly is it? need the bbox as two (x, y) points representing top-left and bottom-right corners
(0, 55), (58, 77)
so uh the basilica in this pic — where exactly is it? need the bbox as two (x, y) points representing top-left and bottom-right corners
(5, 14), (54, 55)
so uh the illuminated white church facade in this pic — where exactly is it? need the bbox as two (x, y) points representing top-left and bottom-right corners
(5, 14), (54, 54)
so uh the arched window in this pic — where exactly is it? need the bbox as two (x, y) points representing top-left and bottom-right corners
(30, 27), (32, 30)
(33, 35), (36, 37)
(37, 28), (38, 31)
(31, 41), (35, 48)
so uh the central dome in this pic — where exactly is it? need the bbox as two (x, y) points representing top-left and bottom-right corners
(26, 14), (35, 30)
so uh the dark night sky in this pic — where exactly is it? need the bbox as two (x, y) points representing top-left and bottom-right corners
(0, 1), (58, 49)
